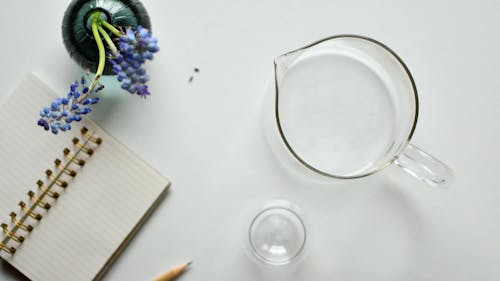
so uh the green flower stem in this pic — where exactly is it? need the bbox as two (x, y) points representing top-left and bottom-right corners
(101, 20), (122, 37)
(88, 13), (106, 93)
(98, 25), (118, 55)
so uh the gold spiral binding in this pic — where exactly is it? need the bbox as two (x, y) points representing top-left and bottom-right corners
(27, 191), (51, 210)
(63, 148), (86, 166)
(54, 159), (77, 177)
(45, 170), (68, 188)
(72, 137), (94, 155)
(0, 130), (102, 256)
(1, 223), (24, 243)
(10, 212), (33, 232)
(36, 180), (60, 199)
(19, 202), (42, 221)
(81, 127), (102, 144)
(0, 242), (15, 255)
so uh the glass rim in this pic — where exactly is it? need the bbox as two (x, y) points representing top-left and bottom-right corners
(248, 205), (307, 266)
(273, 34), (420, 179)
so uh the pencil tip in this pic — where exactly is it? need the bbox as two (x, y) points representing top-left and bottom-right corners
(186, 261), (193, 266)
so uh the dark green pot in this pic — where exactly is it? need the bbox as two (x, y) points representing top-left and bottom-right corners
(62, 0), (151, 75)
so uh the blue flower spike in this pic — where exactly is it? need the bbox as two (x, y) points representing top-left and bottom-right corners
(108, 25), (159, 98)
(37, 77), (104, 134)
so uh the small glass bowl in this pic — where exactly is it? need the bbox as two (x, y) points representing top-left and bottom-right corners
(248, 200), (307, 266)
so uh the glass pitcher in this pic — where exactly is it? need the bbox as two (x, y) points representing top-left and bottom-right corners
(271, 35), (452, 187)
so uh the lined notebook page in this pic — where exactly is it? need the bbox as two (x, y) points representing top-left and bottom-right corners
(0, 74), (170, 281)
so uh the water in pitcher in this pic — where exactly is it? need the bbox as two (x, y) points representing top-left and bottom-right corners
(278, 49), (397, 177)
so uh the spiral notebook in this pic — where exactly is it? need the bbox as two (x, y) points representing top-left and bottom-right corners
(0, 74), (170, 281)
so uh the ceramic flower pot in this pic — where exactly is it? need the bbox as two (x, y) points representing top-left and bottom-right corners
(62, 0), (151, 75)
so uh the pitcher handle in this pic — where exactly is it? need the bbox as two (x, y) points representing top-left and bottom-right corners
(394, 144), (453, 187)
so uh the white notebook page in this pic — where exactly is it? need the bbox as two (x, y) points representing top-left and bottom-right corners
(0, 74), (170, 281)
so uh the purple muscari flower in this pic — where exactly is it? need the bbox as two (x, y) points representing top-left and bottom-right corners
(37, 118), (49, 131)
(108, 25), (159, 98)
(137, 85), (150, 96)
(37, 76), (104, 134)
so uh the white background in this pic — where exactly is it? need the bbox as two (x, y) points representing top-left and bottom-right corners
(1, 0), (499, 280)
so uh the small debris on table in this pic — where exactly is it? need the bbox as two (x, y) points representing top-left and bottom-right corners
(188, 67), (200, 83)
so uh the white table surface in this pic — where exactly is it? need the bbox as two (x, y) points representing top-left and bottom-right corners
(1, 0), (499, 280)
